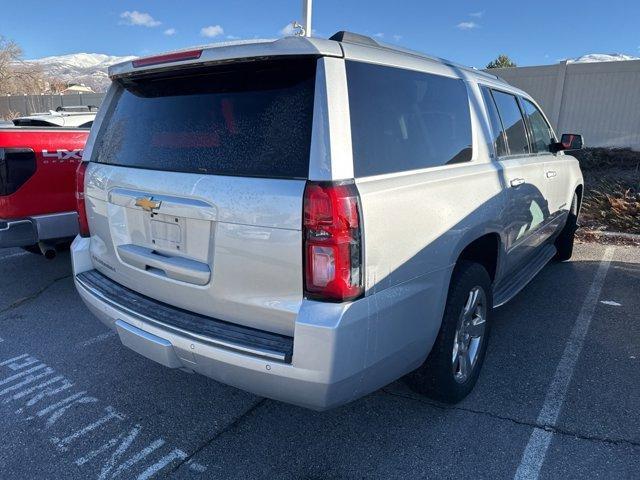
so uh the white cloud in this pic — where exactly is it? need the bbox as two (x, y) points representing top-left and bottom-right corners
(163, 28), (176, 36)
(120, 11), (161, 28)
(200, 25), (224, 38)
(279, 23), (296, 36)
(457, 21), (479, 30)
(392, 34), (403, 42)
(470, 11), (484, 18)
(373, 32), (385, 38)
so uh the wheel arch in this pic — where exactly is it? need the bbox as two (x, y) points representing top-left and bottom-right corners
(574, 183), (584, 214)
(453, 231), (502, 284)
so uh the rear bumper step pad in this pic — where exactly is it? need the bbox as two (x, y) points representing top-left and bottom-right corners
(75, 269), (294, 363)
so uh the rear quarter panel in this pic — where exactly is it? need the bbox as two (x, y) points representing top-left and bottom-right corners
(357, 163), (507, 295)
(355, 161), (507, 370)
(0, 129), (88, 218)
(346, 70), (510, 370)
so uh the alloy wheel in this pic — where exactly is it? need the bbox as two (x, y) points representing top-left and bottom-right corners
(452, 286), (487, 383)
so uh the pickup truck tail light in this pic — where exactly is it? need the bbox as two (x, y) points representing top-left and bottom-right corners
(303, 181), (363, 302)
(75, 162), (90, 237)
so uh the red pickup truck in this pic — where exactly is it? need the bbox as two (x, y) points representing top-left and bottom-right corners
(0, 125), (90, 258)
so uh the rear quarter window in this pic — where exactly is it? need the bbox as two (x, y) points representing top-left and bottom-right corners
(92, 58), (316, 179)
(346, 61), (473, 177)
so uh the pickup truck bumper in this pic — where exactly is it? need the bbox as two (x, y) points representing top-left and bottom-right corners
(0, 212), (78, 248)
(71, 236), (442, 410)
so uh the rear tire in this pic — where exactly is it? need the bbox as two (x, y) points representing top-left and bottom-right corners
(406, 261), (493, 403)
(554, 194), (578, 262)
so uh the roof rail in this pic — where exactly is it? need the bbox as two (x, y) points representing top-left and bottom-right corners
(54, 105), (98, 113)
(329, 30), (503, 82)
(329, 31), (379, 47)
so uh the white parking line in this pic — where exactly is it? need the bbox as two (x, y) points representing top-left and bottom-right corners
(600, 300), (622, 307)
(0, 251), (29, 261)
(513, 246), (615, 480)
(0, 353), (209, 477)
(76, 331), (117, 348)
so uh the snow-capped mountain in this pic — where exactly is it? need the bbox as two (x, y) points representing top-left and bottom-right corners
(569, 53), (640, 63)
(26, 50), (639, 91)
(26, 53), (136, 92)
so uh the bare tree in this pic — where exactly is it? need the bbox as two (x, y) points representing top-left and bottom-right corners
(0, 36), (46, 94)
(48, 78), (69, 94)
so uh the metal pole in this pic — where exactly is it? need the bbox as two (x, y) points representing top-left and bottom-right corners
(302, 0), (312, 37)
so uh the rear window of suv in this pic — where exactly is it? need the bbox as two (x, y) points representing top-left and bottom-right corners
(91, 58), (316, 179)
(346, 61), (473, 177)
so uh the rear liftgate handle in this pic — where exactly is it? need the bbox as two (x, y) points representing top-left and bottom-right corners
(117, 244), (210, 286)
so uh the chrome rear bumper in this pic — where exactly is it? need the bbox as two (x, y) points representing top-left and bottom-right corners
(0, 219), (36, 248)
(75, 269), (294, 363)
(71, 235), (437, 410)
(0, 211), (78, 248)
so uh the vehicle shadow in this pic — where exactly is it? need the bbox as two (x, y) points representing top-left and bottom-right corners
(3, 227), (636, 479)
(174, 254), (634, 478)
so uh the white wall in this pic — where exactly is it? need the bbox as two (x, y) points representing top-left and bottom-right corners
(487, 60), (640, 150)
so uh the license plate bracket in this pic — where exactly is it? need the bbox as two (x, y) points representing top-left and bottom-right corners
(149, 212), (184, 252)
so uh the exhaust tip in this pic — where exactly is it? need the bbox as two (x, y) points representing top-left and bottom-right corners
(38, 242), (57, 260)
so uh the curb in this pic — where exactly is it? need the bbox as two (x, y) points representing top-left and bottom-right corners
(577, 229), (640, 245)
(581, 230), (640, 240)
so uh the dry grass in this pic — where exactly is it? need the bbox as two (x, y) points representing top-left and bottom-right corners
(572, 148), (640, 235)
(581, 179), (639, 233)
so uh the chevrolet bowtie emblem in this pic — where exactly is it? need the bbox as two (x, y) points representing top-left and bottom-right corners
(135, 196), (162, 212)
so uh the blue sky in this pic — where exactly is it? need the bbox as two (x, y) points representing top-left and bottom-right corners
(1, 0), (638, 67)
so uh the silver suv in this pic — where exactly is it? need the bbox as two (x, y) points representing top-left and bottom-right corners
(72, 32), (584, 410)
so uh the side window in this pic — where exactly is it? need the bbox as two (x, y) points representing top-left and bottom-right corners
(491, 91), (530, 156)
(522, 99), (553, 153)
(480, 87), (508, 157)
(346, 61), (473, 177)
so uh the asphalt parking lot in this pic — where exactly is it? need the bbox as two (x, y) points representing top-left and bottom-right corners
(0, 242), (638, 479)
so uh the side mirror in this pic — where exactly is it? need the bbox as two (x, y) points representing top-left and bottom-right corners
(551, 133), (584, 152)
(561, 133), (584, 150)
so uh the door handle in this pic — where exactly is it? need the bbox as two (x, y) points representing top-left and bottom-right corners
(510, 178), (525, 188)
(546, 170), (557, 178)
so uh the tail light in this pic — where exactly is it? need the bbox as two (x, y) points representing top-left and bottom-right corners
(303, 181), (363, 302)
(75, 161), (90, 237)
